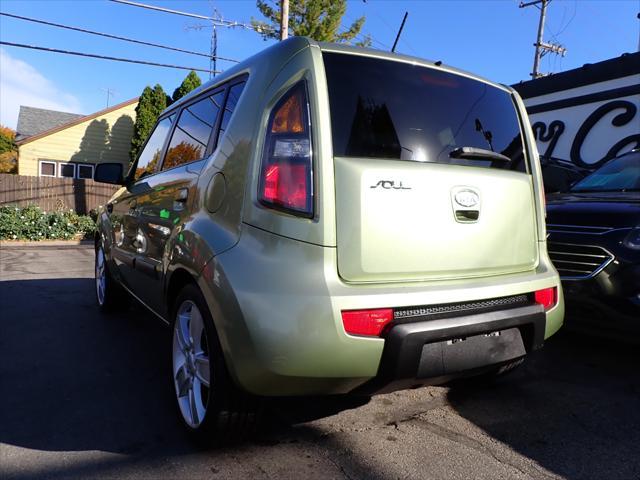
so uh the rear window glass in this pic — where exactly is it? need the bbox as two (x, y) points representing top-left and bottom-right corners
(323, 53), (527, 172)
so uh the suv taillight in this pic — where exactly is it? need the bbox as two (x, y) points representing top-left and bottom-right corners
(259, 82), (313, 217)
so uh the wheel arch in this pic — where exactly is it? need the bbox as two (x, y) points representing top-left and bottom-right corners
(165, 267), (199, 317)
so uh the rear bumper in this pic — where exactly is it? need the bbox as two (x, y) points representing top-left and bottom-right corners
(200, 224), (562, 397)
(354, 304), (545, 394)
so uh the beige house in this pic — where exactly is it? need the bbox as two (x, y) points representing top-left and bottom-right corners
(17, 98), (138, 179)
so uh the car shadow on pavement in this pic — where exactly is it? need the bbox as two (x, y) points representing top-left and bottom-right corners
(0, 278), (388, 480)
(0, 278), (191, 454)
(447, 331), (640, 480)
(4, 277), (640, 479)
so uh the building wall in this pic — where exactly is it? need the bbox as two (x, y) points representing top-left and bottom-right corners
(513, 53), (640, 170)
(522, 74), (639, 168)
(18, 102), (137, 177)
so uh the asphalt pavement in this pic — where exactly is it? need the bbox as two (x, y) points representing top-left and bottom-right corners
(1, 245), (639, 480)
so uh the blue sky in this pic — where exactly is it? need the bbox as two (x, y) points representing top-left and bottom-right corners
(1, 0), (638, 129)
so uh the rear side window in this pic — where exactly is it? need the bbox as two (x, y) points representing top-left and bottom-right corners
(217, 82), (246, 143)
(134, 115), (174, 182)
(163, 91), (224, 171)
(323, 53), (527, 172)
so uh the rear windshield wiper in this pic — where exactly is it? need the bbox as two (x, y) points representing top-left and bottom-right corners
(449, 147), (511, 163)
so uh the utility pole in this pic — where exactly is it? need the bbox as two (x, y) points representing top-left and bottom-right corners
(520, 0), (567, 79)
(280, 0), (289, 41)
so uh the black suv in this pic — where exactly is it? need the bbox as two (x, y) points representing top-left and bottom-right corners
(546, 149), (640, 334)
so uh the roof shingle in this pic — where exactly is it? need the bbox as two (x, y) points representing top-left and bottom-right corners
(15, 106), (85, 141)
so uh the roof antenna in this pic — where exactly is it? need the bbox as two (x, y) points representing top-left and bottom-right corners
(100, 88), (117, 108)
(391, 12), (408, 53)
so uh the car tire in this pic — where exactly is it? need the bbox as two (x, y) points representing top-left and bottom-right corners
(170, 283), (260, 445)
(95, 245), (129, 312)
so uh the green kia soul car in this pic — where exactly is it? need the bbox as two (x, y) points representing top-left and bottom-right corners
(93, 37), (564, 442)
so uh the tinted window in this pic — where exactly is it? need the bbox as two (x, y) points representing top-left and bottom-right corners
(217, 82), (246, 142)
(323, 53), (527, 172)
(571, 153), (640, 192)
(77, 164), (94, 179)
(163, 92), (224, 171)
(134, 115), (174, 182)
(59, 163), (75, 178)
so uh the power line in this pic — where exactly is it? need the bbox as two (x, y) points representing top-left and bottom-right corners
(341, 11), (389, 50)
(109, 0), (256, 30)
(110, 0), (214, 21)
(0, 11), (239, 63)
(0, 41), (219, 73)
(109, 0), (253, 79)
(356, 4), (418, 54)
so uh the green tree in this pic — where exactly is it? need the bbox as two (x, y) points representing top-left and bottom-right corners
(252, 0), (371, 46)
(172, 70), (202, 103)
(130, 84), (168, 162)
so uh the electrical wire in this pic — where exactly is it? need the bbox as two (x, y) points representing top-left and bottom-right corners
(340, 11), (389, 50)
(357, 4), (418, 54)
(109, 0), (256, 30)
(554, 0), (578, 37)
(0, 41), (219, 73)
(0, 12), (239, 63)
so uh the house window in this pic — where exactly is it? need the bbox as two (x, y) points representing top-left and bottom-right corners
(58, 163), (76, 178)
(77, 164), (94, 179)
(39, 161), (56, 177)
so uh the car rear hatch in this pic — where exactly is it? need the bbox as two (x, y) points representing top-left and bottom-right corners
(323, 52), (539, 283)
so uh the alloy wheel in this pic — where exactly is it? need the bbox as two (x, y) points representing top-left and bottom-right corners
(172, 300), (211, 428)
(95, 248), (106, 306)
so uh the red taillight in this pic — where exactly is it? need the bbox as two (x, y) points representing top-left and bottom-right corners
(262, 162), (309, 211)
(259, 82), (313, 217)
(342, 308), (394, 337)
(534, 287), (557, 311)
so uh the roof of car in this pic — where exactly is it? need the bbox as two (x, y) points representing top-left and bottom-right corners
(165, 37), (512, 115)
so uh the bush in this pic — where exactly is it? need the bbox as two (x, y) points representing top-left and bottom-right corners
(0, 205), (96, 241)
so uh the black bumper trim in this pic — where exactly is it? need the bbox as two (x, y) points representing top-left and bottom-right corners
(354, 304), (546, 395)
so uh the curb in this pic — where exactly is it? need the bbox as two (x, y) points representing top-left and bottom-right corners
(0, 240), (94, 249)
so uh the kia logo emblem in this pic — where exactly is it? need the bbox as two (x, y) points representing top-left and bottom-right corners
(454, 189), (479, 208)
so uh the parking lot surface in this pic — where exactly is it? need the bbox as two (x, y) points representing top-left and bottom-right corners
(1, 246), (639, 480)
